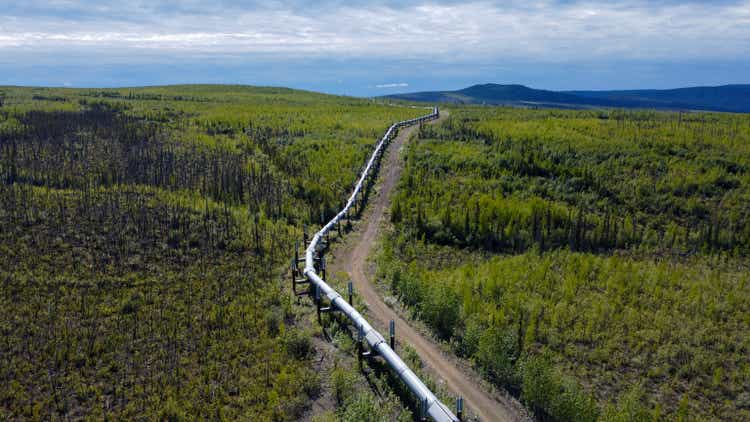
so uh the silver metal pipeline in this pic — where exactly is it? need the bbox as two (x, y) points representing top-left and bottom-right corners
(303, 107), (459, 421)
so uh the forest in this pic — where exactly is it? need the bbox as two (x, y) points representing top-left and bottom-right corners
(0, 85), (426, 420)
(379, 106), (750, 421)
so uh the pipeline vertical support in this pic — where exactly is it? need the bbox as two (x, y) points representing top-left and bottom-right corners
(456, 397), (464, 421)
(389, 319), (395, 350)
(291, 257), (297, 294)
(348, 281), (353, 305)
(315, 284), (322, 324)
(294, 241), (299, 270)
(321, 255), (326, 281)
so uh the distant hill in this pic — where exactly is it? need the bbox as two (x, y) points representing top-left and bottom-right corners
(384, 83), (750, 113)
(567, 85), (750, 113)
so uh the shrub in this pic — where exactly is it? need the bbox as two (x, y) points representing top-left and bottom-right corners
(283, 329), (314, 360)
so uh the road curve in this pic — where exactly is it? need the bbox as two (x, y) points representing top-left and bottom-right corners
(331, 111), (526, 422)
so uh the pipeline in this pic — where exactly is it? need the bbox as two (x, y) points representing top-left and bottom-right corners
(301, 106), (459, 421)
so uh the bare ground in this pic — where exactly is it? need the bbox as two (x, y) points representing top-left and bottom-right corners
(328, 111), (529, 422)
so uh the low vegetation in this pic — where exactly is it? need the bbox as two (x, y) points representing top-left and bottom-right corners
(379, 106), (750, 421)
(0, 85), (425, 420)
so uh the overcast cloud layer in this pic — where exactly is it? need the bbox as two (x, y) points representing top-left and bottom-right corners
(1, 1), (749, 95)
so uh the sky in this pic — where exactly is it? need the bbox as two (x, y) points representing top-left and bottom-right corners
(1, 0), (749, 96)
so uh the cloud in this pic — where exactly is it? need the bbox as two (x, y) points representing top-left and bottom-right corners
(1, 1), (749, 62)
(375, 83), (409, 88)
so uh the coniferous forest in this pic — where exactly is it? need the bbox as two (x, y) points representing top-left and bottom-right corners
(0, 86), (426, 420)
(379, 106), (750, 421)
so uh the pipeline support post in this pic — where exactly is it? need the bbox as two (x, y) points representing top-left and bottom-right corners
(291, 257), (297, 294)
(315, 284), (322, 324)
(389, 319), (395, 350)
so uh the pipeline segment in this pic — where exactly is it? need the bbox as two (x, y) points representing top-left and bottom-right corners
(302, 107), (459, 421)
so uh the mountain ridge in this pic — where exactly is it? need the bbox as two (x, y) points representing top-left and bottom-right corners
(384, 83), (750, 113)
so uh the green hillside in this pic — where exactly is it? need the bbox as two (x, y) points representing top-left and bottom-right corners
(0, 85), (426, 420)
(379, 106), (750, 421)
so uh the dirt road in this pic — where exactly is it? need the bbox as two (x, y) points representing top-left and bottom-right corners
(330, 112), (527, 421)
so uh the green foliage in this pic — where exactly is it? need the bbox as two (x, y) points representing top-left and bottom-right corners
(331, 367), (357, 406)
(328, 360), (411, 421)
(284, 329), (315, 360)
(0, 85), (425, 420)
(158, 397), (187, 422)
(520, 354), (599, 421)
(475, 326), (519, 386)
(600, 384), (654, 422)
(420, 281), (461, 340)
(339, 392), (388, 421)
(379, 106), (750, 421)
(392, 107), (750, 255)
(0, 86), (424, 224)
